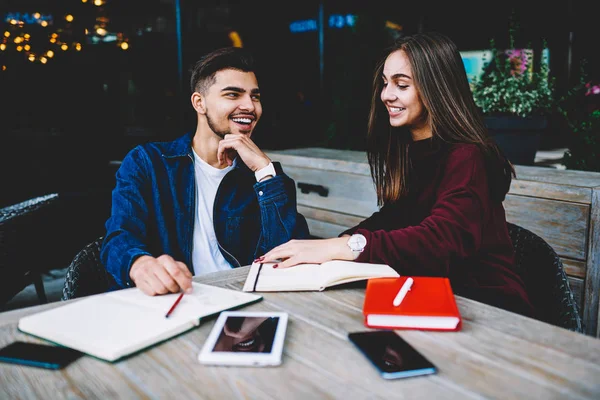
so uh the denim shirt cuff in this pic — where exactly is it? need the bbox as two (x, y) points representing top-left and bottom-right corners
(123, 249), (152, 287)
(253, 175), (287, 202)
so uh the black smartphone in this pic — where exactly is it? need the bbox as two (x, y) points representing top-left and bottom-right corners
(0, 341), (83, 370)
(348, 331), (437, 380)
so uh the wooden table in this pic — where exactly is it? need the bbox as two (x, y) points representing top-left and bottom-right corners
(2, 267), (600, 399)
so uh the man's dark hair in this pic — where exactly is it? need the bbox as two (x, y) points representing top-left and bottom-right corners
(189, 47), (258, 94)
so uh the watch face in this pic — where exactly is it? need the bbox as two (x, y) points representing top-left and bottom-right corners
(348, 234), (367, 251)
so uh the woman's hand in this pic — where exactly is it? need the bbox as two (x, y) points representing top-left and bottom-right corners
(260, 237), (353, 269)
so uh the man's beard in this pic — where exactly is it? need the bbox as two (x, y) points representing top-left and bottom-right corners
(206, 112), (231, 139)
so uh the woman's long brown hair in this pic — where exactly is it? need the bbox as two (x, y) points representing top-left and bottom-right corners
(367, 32), (514, 206)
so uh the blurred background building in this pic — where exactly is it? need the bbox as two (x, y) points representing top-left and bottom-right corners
(0, 0), (597, 215)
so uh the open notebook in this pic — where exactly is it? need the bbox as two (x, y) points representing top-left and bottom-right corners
(242, 260), (399, 292)
(18, 282), (262, 362)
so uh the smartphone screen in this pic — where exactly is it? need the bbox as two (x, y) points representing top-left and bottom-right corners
(348, 331), (437, 379)
(0, 341), (83, 370)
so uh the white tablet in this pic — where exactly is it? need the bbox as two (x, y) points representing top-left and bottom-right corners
(198, 311), (288, 367)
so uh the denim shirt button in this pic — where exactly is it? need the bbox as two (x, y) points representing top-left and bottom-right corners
(258, 190), (264, 196)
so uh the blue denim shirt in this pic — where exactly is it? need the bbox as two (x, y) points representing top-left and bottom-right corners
(100, 132), (309, 288)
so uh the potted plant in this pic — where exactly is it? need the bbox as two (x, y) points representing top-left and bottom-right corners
(560, 79), (600, 172)
(471, 22), (555, 166)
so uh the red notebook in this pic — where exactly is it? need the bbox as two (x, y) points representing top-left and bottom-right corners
(362, 277), (462, 331)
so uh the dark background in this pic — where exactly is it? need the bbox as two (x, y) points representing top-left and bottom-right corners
(0, 0), (597, 219)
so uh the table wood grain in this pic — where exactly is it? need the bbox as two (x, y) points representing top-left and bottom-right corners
(2, 267), (600, 399)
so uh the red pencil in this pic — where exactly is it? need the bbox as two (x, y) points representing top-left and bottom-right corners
(165, 292), (184, 318)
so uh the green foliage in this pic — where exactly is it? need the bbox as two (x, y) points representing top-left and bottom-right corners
(559, 66), (600, 172)
(562, 110), (600, 172)
(471, 35), (556, 118)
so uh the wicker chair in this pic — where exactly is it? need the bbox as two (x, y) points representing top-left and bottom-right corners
(1, 193), (60, 305)
(507, 222), (583, 333)
(61, 236), (115, 300)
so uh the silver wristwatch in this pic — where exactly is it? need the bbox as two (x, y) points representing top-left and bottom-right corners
(347, 234), (367, 260)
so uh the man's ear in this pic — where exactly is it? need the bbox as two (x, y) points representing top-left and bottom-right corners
(191, 92), (206, 114)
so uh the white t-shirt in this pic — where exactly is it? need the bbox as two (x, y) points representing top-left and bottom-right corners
(191, 149), (235, 275)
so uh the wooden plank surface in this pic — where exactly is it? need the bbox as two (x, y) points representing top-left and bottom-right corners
(285, 165), (379, 217)
(298, 205), (365, 228)
(508, 179), (591, 204)
(563, 259), (586, 279)
(569, 277), (584, 315)
(514, 165), (600, 189)
(1, 267), (600, 399)
(504, 195), (589, 261)
(267, 148), (371, 176)
(586, 188), (600, 337)
(269, 149), (600, 189)
(305, 218), (350, 240)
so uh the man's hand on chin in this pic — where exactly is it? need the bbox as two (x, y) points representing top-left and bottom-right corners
(217, 133), (270, 171)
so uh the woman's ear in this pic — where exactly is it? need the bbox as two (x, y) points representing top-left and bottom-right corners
(191, 92), (206, 114)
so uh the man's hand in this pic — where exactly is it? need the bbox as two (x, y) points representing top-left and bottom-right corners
(217, 133), (271, 172)
(129, 255), (193, 296)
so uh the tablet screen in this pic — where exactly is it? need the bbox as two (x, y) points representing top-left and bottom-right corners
(212, 315), (280, 353)
(198, 311), (288, 366)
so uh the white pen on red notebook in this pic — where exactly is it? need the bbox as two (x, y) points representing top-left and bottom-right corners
(392, 277), (414, 307)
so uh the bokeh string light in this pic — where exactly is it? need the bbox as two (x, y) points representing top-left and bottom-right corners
(0, 0), (130, 69)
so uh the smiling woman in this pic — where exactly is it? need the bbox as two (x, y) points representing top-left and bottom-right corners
(260, 32), (536, 319)
(381, 51), (429, 141)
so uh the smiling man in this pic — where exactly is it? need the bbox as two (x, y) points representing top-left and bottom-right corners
(101, 47), (309, 296)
